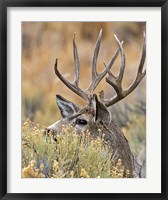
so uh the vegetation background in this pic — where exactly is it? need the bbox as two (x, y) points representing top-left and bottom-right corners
(22, 22), (146, 177)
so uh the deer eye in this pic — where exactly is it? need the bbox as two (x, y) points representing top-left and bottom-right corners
(76, 119), (88, 125)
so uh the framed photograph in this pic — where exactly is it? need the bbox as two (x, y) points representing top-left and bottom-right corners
(0, 0), (167, 199)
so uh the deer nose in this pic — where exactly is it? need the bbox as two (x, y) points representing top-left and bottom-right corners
(43, 128), (57, 142)
(43, 128), (54, 135)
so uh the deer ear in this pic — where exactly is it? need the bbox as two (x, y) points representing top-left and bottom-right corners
(56, 95), (80, 118)
(93, 94), (111, 126)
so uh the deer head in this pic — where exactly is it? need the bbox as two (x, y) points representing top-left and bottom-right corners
(47, 29), (146, 136)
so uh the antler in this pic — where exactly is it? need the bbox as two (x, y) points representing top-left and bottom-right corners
(54, 30), (146, 106)
(54, 29), (120, 103)
(54, 34), (88, 101)
(87, 29), (123, 93)
(102, 32), (146, 107)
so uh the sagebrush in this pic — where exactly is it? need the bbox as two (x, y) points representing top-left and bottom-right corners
(22, 120), (130, 178)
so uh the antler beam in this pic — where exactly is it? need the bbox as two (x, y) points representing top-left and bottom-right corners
(54, 58), (89, 102)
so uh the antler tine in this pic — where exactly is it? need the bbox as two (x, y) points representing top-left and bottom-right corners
(104, 32), (146, 107)
(73, 33), (80, 86)
(92, 29), (102, 81)
(102, 40), (124, 80)
(123, 31), (146, 95)
(87, 30), (121, 93)
(54, 58), (89, 102)
(114, 34), (126, 82)
(104, 35), (126, 97)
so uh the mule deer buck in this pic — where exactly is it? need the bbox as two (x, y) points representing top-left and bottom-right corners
(46, 30), (146, 178)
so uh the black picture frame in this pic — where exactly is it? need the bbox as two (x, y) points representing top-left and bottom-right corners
(0, 0), (167, 199)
